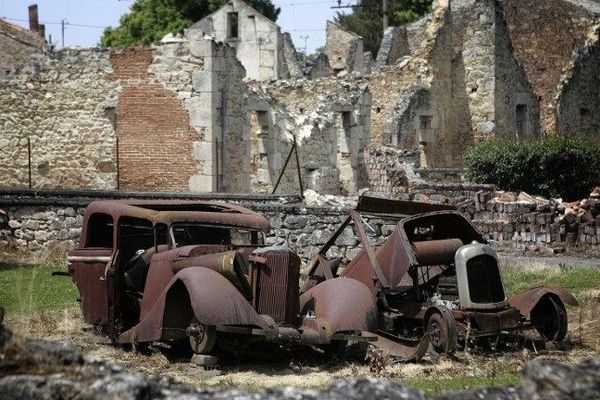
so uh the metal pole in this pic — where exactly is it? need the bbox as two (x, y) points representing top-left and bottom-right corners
(61, 19), (65, 48)
(215, 139), (220, 192)
(27, 137), (32, 189)
(382, 0), (389, 31)
(271, 142), (295, 195)
(293, 135), (304, 199)
(115, 137), (120, 191)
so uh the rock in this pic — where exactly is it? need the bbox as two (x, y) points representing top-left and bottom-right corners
(521, 358), (600, 400)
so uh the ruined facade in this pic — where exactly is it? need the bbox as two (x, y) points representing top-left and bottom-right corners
(0, 19), (45, 77)
(0, 24), (248, 193)
(190, 0), (302, 81)
(1, 0), (599, 195)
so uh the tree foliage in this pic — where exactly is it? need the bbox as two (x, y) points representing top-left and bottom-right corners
(335, 0), (433, 55)
(102, 0), (280, 48)
(464, 137), (600, 201)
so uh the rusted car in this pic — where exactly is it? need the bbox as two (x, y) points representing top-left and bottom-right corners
(67, 200), (376, 362)
(303, 196), (578, 359)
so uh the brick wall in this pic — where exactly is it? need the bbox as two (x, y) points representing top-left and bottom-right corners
(109, 49), (199, 192)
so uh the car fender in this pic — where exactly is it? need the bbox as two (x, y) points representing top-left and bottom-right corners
(119, 267), (269, 344)
(508, 286), (579, 318)
(299, 277), (378, 344)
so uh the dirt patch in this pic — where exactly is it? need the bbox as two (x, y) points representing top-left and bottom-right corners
(5, 307), (600, 391)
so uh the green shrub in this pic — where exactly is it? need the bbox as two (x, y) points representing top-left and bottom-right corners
(464, 137), (600, 201)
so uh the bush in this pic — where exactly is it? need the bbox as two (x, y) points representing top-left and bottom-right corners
(464, 137), (600, 201)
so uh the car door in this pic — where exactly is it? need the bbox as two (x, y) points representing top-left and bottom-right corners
(67, 212), (115, 330)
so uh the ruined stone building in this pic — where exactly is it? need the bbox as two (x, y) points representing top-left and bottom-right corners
(0, 0), (599, 195)
(190, 0), (302, 81)
(0, 5), (46, 77)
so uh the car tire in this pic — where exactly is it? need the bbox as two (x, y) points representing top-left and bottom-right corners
(426, 311), (456, 354)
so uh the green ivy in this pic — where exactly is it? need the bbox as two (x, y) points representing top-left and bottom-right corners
(464, 137), (600, 201)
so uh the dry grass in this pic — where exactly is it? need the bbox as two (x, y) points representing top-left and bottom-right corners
(5, 305), (599, 393)
(2, 261), (599, 393)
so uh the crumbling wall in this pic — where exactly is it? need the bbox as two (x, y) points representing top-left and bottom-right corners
(0, 49), (120, 190)
(3, 188), (600, 262)
(555, 26), (600, 137)
(248, 77), (371, 195)
(0, 20), (46, 78)
(190, 0), (284, 81)
(281, 33), (304, 79)
(449, 0), (539, 142)
(375, 16), (430, 68)
(325, 21), (365, 75)
(500, 0), (599, 133)
(109, 47), (200, 192)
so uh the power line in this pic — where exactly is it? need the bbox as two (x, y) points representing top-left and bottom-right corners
(1, 16), (107, 29)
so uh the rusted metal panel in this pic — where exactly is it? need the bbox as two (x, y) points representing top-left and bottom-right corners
(467, 307), (522, 333)
(356, 195), (456, 217)
(250, 249), (300, 325)
(299, 278), (377, 344)
(120, 267), (271, 344)
(67, 248), (112, 327)
(412, 239), (463, 266)
(79, 200), (270, 245)
(508, 286), (579, 318)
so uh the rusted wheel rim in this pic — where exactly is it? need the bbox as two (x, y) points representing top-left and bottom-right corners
(427, 313), (450, 353)
(188, 319), (216, 354)
(531, 296), (567, 342)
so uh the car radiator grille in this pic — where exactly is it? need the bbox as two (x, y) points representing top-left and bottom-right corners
(466, 255), (505, 304)
(251, 250), (300, 325)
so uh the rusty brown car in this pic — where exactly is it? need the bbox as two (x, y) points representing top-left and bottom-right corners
(67, 200), (376, 363)
(303, 196), (579, 360)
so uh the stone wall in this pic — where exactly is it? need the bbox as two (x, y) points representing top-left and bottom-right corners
(248, 76), (371, 195)
(190, 0), (295, 81)
(0, 48), (120, 190)
(0, 20), (45, 79)
(3, 189), (600, 265)
(375, 16), (430, 68)
(325, 21), (365, 75)
(0, 34), (248, 193)
(500, 0), (600, 133)
(555, 26), (600, 137)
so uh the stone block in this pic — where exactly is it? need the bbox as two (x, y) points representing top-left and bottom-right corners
(193, 142), (214, 162)
(188, 37), (215, 58)
(192, 70), (215, 92)
(189, 174), (214, 192)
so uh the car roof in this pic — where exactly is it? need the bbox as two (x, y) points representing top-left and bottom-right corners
(83, 200), (270, 232)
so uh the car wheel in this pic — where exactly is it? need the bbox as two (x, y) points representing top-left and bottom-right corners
(426, 311), (456, 354)
(531, 295), (567, 342)
(188, 319), (216, 354)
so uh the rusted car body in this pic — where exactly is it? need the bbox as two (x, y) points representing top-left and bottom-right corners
(303, 196), (578, 358)
(67, 200), (376, 359)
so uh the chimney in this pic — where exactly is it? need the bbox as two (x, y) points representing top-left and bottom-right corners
(39, 24), (45, 39)
(28, 4), (40, 34)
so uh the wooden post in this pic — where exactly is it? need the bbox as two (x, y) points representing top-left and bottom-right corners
(27, 137), (32, 189)
(293, 135), (304, 199)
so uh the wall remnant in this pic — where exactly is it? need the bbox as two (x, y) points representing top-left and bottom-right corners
(190, 0), (302, 81)
(325, 21), (366, 75)
(555, 25), (600, 137)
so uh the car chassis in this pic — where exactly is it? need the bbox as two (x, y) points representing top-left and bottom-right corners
(302, 196), (579, 359)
